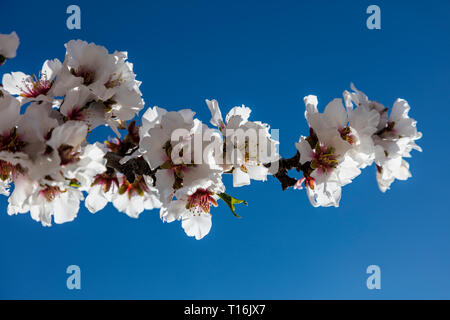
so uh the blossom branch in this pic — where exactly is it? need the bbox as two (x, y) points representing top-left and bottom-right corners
(104, 152), (155, 184)
(0, 32), (423, 240)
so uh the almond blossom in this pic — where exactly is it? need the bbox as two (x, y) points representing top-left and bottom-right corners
(344, 85), (422, 192)
(0, 31), (423, 239)
(295, 97), (362, 207)
(84, 171), (119, 213)
(2, 59), (62, 104)
(160, 178), (225, 240)
(54, 40), (144, 127)
(111, 175), (161, 218)
(205, 99), (279, 187)
(9, 176), (84, 226)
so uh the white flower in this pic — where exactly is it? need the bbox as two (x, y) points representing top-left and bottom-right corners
(298, 97), (358, 166)
(334, 88), (382, 169)
(5, 119), (105, 188)
(59, 86), (121, 134)
(0, 102), (61, 183)
(205, 99), (279, 187)
(346, 103), (380, 168)
(17, 102), (59, 156)
(344, 83), (388, 131)
(0, 31), (19, 63)
(372, 99), (422, 192)
(54, 40), (144, 123)
(63, 142), (107, 189)
(376, 99), (422, 146)
(102, 51), (144, 121)
(84, 173), (119, 213)
(140, 106), (197, 169)
(4, 117), (106, 225)
(43, 121), (106, 187)
(375, 155), (412, 193)
(2, 59), (62, 103)
(0, 89), (28, 188)
(160, 178), (225, 240)
(345, 85), (422, 192)
(295, 97), (362, 207)
(140, 106), (226, 214)
(54, 40), (116, 95)
(296, 136), (360, 207)
(29, 186), (84, 226)
(7, 174), (84, 226)
(112, 175), (161, 218)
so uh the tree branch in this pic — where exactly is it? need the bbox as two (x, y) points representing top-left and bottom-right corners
(265, 152), (303, 190)
(104, 152), (156, 184)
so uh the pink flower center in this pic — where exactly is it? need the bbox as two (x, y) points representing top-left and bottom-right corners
(92, 173), (119, 193)
(40, 186), (63, 202)
(70, 67), (95, 86)
(0, 160), (13, 181)
(19, 73), (52, 98)
(118, 176), (150, 199)
(338, 126), (355, 145)
(186, 188), (218, 214)
(67, 106), (85, 121)
(58, 144), (81, 165)
(310, 144), (338, 175)
(0, 128), (26, 153)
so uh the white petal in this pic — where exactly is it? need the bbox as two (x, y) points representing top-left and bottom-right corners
(2, 72), (28, 95)
(0, 31), (19, 59)
(295, 137), (313, 164)
(226, 105), (251, 124)
(42, 58), (62, 81)
(304, 95), (318, 123)
(247, 165), (268, 181)
(205, 99), (224, 128)
(47, 120), (88, 149)
(113, 193), (144, 218)
(390, 99), (410, 122)
(323, 98), (347, 129)
(85, 185), (109, 213)
(52, 190), (82, 224)
(232, 167), (250, 187)
(160, 199), (186, 223)
(182, 213), (212, 240)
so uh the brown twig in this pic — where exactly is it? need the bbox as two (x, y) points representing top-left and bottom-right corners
(104, 152), (156, 184)
(265, 152), (304, 190)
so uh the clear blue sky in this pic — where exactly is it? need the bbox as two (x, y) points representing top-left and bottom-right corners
(0, 0), (448, 299)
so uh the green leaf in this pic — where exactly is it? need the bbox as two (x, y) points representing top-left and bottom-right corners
(69, 179), (81, 188)
(217, 192), (247, 218)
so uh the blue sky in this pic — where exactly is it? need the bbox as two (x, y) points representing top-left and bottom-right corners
(0, 0), (449, 299)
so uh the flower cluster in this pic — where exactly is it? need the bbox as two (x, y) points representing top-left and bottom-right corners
(294, 84), (422, 207)
(0, 32), (422, 239)
(0, 34), (147, 226)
